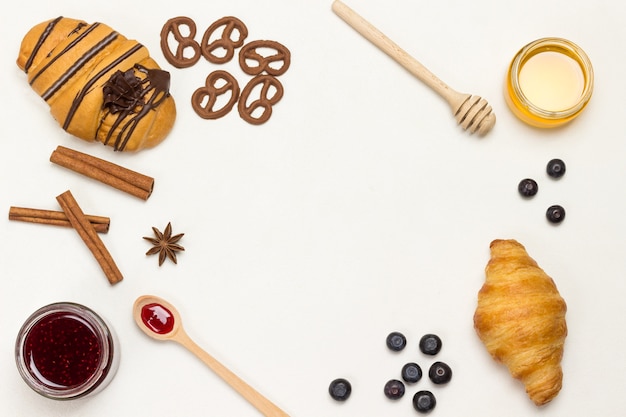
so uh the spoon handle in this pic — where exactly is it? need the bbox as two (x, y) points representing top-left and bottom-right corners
(176, 331), (290, 417)
(332, 0), (458, 103)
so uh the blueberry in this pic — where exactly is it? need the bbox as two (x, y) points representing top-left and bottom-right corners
(329, 378), (352, 401)
(413, 390), (436, 413)
(546, 205), (566, 224)
(428, 361), (452, 384)
(518, 178), (538, 197)
(419, 334), (442, 355)
(547, 158), (566, 178)
(383, 379), (405, 400)
(386, 331), (407, 352)
(401, 362), (423, 383)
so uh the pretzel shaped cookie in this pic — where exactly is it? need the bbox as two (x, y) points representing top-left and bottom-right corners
(160, 16), (202, 68)
(191, 70), (240, 119)
(238, 75), (284, 125)
(239, 40), (291, 76)
(201, 16), (248, 64)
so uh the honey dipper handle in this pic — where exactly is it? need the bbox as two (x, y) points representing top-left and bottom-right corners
(176, 330), (290, 417)
(332, 0), (457, 102)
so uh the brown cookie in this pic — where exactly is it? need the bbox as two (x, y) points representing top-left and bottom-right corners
(160, 16), (202, 68)
(239, 40), (291, 76)
(191, 70), (240, 119)
(238, 75), (284, 125)
(201, 16), (248, 64)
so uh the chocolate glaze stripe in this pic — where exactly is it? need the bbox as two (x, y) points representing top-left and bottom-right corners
(110, 101), (145, 151)
(112, 84), (169, 152)
(29, 22), (100, 86)
(23, 16), (63, 74)
(42, 31), (119, 102)
(63, 42), (144, 131)
(105, 113), (137, 151)
(69, 21), (88, 36)
(98, 65), (171, 151)
(102, 67), (170, 151)
(102, 95), (139, 151)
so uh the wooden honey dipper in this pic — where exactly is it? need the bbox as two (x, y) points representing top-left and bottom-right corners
(332, 0), (496, 136)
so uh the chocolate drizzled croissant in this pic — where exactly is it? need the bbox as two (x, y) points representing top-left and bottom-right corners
(17, 17), (176, 151)
(474, 239), (567, 406)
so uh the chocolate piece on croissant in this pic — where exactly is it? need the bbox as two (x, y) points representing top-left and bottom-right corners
(17, 17), (176, 151)
(473, 239), (567, 406)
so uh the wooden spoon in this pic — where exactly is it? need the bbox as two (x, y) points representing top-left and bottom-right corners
(332, 0), (496, 136)
(133, 295), (290, 417)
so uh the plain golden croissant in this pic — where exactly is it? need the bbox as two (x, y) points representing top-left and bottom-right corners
(17, 17), (176, 151)
(473, 239), (567, 406)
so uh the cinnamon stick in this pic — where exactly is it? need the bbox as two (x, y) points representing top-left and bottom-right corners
(50, 146), (154, 200)
(56, 190), (123, 285)
(9, 206), (110, 233)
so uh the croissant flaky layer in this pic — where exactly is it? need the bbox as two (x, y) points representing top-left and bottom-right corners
(17, 17), (176, 151)
(473, 239), (567, 406)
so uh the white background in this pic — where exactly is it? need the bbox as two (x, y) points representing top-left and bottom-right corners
(2, 0), (626, 415)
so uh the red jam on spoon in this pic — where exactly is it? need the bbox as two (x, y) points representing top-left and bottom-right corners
(141, 303), (175, 334)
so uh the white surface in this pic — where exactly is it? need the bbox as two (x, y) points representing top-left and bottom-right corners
(1, 0), (626, 415)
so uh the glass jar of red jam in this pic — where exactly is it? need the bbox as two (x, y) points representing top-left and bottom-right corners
(15, 302), (120, 400)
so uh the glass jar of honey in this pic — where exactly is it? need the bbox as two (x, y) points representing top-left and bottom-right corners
(505, 37), (594, 128)
(15, 302), (120, 400)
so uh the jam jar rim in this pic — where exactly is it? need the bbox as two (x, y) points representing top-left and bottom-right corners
(507, 37), (594, 122)
(15, 302), (116, 400)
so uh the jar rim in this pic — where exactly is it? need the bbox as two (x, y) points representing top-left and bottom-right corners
(508, 37), (594, 122)
(15, 302), (115, 400)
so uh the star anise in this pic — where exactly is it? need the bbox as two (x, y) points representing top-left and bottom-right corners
(143, 222), (185, 266)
